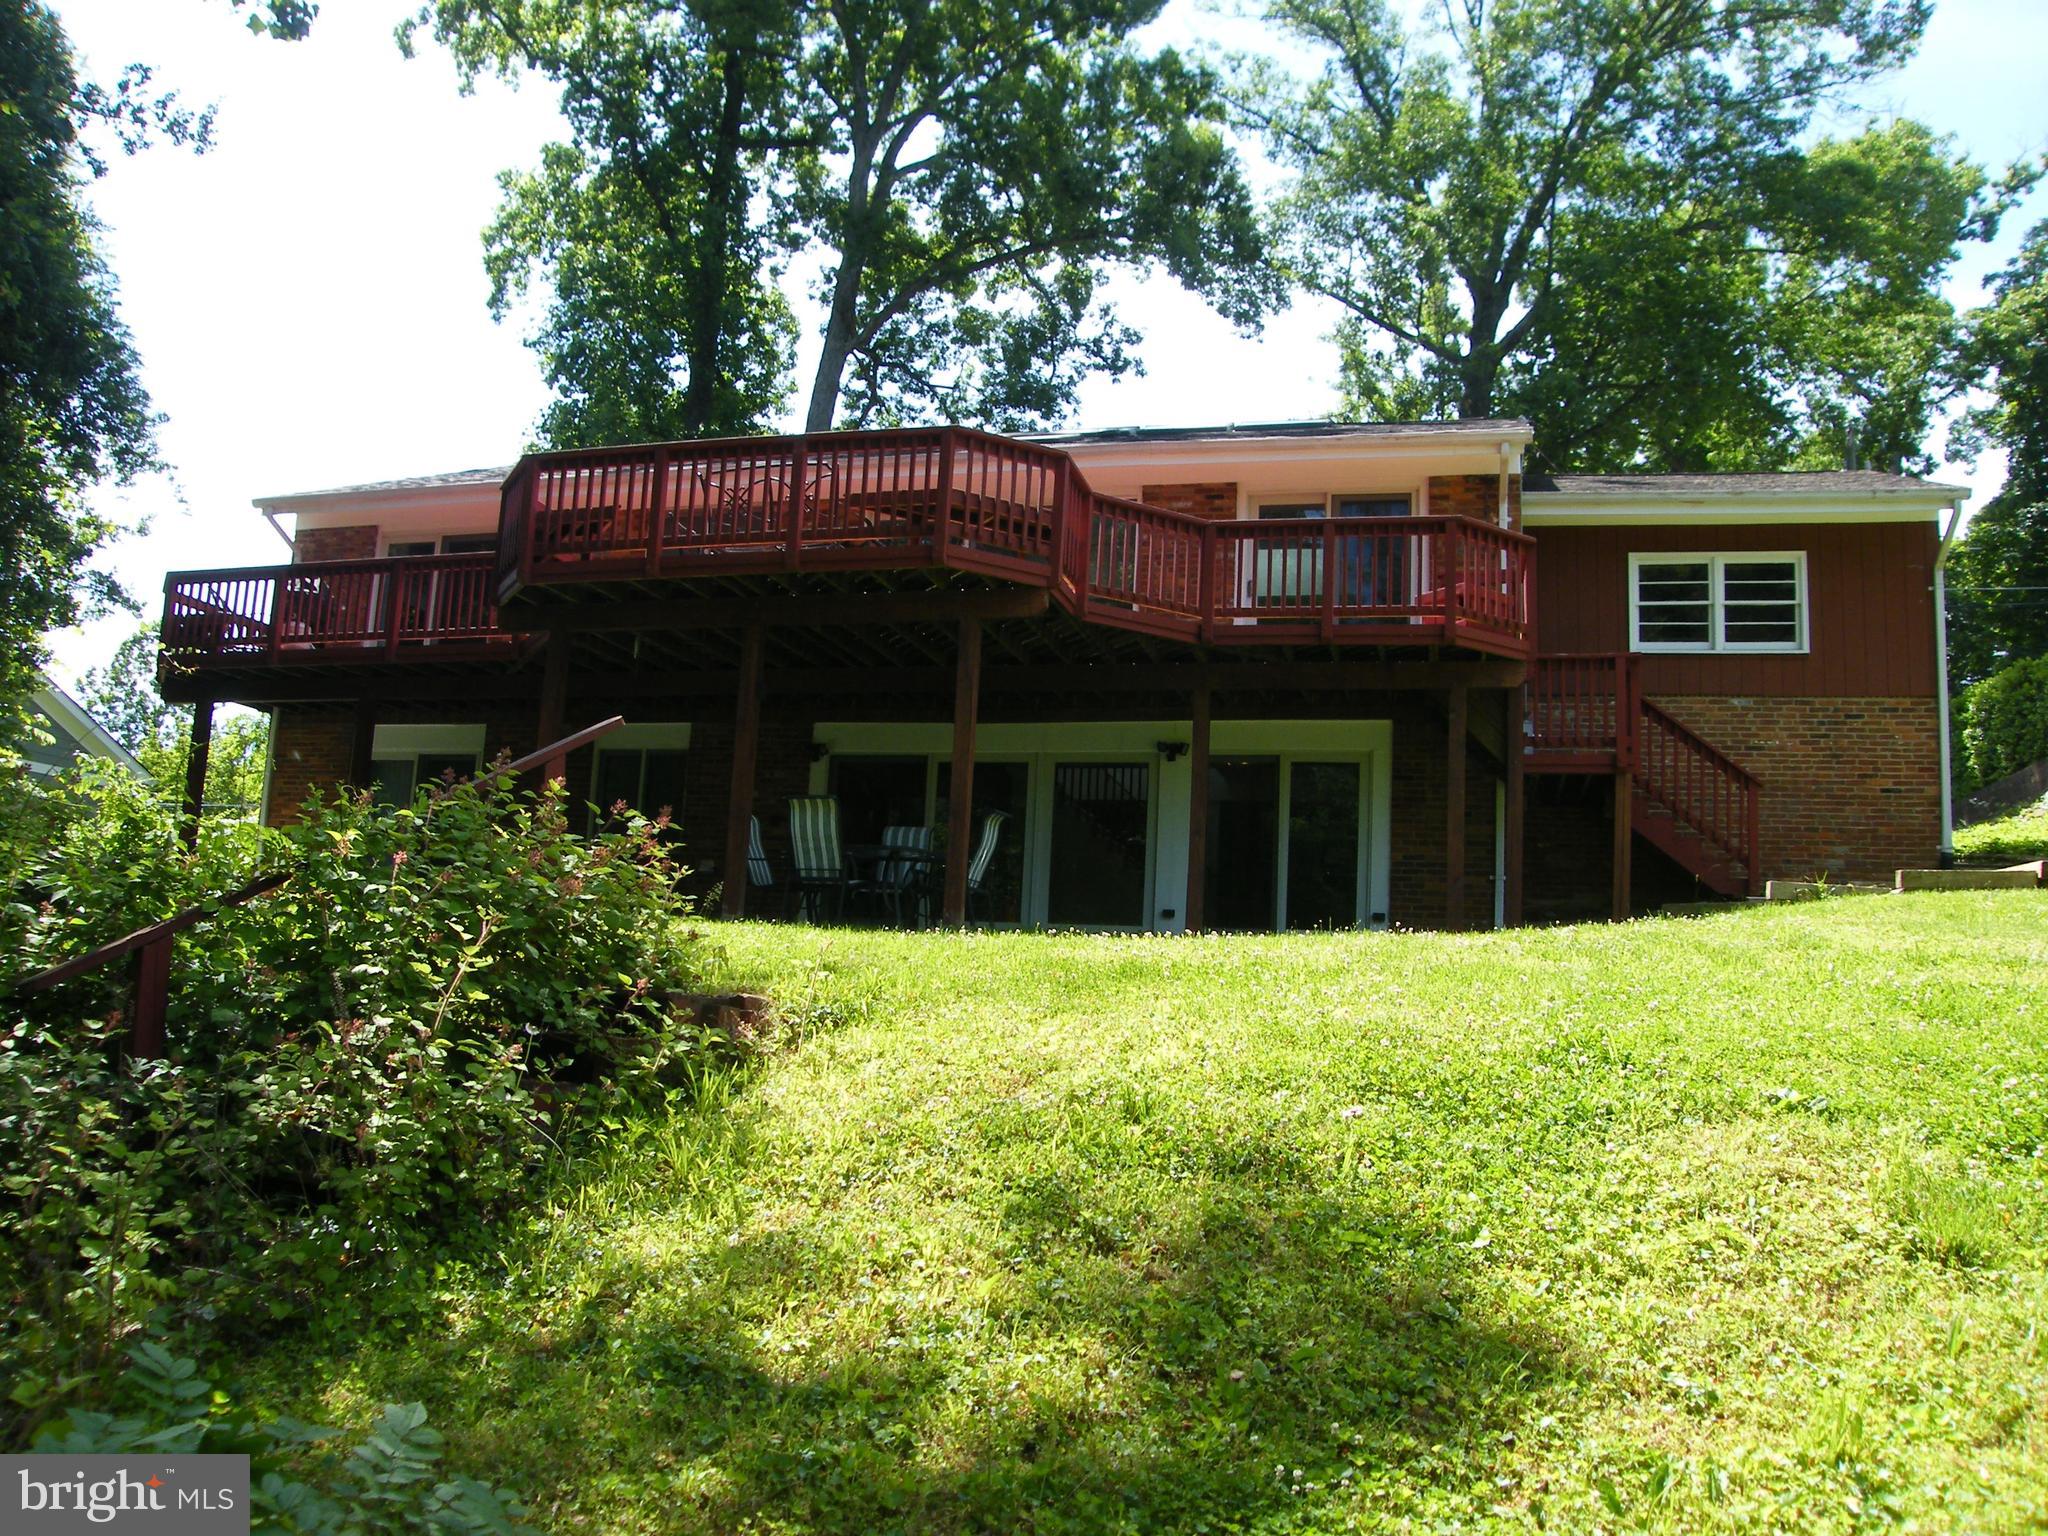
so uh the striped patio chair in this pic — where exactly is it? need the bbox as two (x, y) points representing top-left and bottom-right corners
(965, 811), (1008, 923)
(786, 796), (850, 922)
(877, 824), (934, 926)
(746, 816), (780, 913)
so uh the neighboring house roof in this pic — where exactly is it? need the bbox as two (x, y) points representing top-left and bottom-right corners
(1526, 469), (1966, 498)
(16, 677), (149, 779)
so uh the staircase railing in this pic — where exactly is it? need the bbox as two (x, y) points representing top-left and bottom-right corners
(1527, 652), (1635, 763)
(1635, 700), (1761, 889)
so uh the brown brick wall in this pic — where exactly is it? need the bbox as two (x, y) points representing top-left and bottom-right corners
(1426, 474), (1520, 528)
(1388, 698), (1502, 930)
(295, 524), (379, 562)
(1140, 482), (1238, 519)
(1651, 695), (1940, 882)
(264, 707), (357, 824)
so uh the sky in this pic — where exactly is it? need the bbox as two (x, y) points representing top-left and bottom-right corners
(40, 0), (2048, 686)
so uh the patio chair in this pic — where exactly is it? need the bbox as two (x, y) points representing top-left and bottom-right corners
(876, 824), (935, 927)
(965, 811), (1008, 923)
(745, 816), (781, 914)
(786, 796), (851, 922)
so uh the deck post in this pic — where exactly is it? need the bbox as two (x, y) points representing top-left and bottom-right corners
(1444, 684), (1467, 930)
(1611, 768), (1633, 921)
(535, 631), (572, 785)
(129, 936), (172, 1061)
(943, 618), (983, 926)
(1503, 684), (1525, 927)
(1185, 679), (1211, 931)
(348, 699), (376, 788)
(720, 623), (765, 919)
(180, 696), (214, 852)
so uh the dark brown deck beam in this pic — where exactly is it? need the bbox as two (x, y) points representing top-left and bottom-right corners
(942, 619), (983, 926)
(721, 623), (765, 919)
(1445, 684), (1467, 931)
(348, 698), (376, 788)
(534, 632), (572, 785)
(535, 587), (1050, 635)
(1612, 769), (1633, 922)
(180, 696), (214, 851)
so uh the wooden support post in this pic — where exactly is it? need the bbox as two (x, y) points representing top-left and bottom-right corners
(1185, 680), (1211, 931)
(349, 698), (376, 788)
(1444, 684), (1467, 931)
(1612, 768), (1633, 921)
(181, 697), (214, 852)
(129, 937), (172, 1061)
(535, 631), (571, 785)
(943, 619), (983, 926)
(720, 623), (764, 919)
(1503, 685), (1525, 928)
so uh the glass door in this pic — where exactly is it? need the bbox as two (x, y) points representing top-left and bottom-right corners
(1046, 761), (1151, 927)
(1203, 757), (1280, 931)
(1285, 761), (1362, 929)
(935, 760), (1030, 923)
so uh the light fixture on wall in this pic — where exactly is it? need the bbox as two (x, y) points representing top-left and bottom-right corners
(1156, 740), (1189, 761)
(807, 742), (831, 763)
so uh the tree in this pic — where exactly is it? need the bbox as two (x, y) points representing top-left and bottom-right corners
(0, 1), (309, 707)
(1947, 218), (2048, 687)
(77, 623), (270, 814)
(410, 0), (1271, 442)
(1246, 0), (1997, 472)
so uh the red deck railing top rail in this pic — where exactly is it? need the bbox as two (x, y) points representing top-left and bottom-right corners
(496, 425), (1537, 655)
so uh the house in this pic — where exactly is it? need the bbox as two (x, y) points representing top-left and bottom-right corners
(11, 676), (150, 781)
(156, 420), (1963, 929)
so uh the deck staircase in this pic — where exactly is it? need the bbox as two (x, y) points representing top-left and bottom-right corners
(1527, 655), (1761, 897)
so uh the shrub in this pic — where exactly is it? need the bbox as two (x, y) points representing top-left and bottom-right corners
(0, 762), (722, 1443)
(1960, 654), (2048, 788)
(36, 1340), (532, 1533)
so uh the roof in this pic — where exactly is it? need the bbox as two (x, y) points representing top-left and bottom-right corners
(1527, 469), (1965, 498)
(256, 464), (512, 506)
(19, 677), (149, 779)
(1033, 418), (1532, 447)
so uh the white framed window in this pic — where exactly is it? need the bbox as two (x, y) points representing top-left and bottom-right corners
(1628, 552), (1807, 653)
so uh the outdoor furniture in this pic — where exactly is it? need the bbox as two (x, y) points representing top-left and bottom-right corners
(965, 811), (1008, 922)
(746, 816), (780, 912)
(787, 796), (853, 922)
(875, 824), (935, 927)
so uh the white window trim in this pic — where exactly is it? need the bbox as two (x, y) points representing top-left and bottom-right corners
(1627, 550), (1809, 655)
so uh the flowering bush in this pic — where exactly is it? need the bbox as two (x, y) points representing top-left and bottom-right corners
(0, 762), (722, 1444)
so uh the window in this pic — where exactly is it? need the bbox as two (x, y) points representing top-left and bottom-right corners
(440, 534), (498, 555)
(1332, 494), (1412, 519)
(1257, 501), (1325, 520)
(589, 747), (687, 830)
(372, 751), (480, 805)
(1629, 552), (1806, 653)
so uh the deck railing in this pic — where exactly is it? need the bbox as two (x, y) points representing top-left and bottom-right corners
(497, 426), (1536, 651)
(1527, 654), (1760, 887)
(161, 553), (524, 671)
(166, 428), (1537, 670)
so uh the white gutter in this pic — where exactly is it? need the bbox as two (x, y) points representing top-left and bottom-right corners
(1933, 496), (1967, 860)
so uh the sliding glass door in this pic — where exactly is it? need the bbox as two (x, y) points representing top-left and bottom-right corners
(1046, 761), (1151, 928)
(1201, 755), (1364, 930)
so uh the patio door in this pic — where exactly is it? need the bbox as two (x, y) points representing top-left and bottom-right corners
(1045, 761), (1151, 928)
(1201, 756), (1364, 930)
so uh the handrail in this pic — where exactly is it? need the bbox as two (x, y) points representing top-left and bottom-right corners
(502, 427), (1537, 650)
(1636, 699), (1760, 880)
(8, 718), (626, 1063)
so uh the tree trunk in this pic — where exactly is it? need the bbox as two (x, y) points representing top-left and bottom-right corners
(806, 258), (864, 432)
(681, 45), (751, 437)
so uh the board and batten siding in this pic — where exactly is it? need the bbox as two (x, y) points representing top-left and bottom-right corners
(1531, 521), (1940, 697)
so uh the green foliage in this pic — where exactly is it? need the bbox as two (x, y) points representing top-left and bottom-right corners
(37, 1341), (531, 1533)
(411, 0), (1271, 439)
(1949, 220), (2048, 685)
(0, 763), (720, 1442)
(250, 900), (2048, 1531)
(1247, 0), (2004, 473)
(78, 622), (270, 814)
(1953, 793), (2048, 867)
(1958, 654), (2048, 790)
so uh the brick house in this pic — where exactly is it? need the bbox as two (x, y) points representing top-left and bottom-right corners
(158, 420), (1964, 929)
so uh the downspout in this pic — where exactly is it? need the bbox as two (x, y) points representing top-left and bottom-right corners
(1933, 496), (1966, 862)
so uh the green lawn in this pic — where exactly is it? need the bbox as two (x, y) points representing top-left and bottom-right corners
(261, 895), (2046, 1534)
(1956, 794), (2048, 867)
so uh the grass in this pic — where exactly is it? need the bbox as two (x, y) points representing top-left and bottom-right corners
(1955, 793), (2048, 867)
(251, 894), (2046, 1534)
